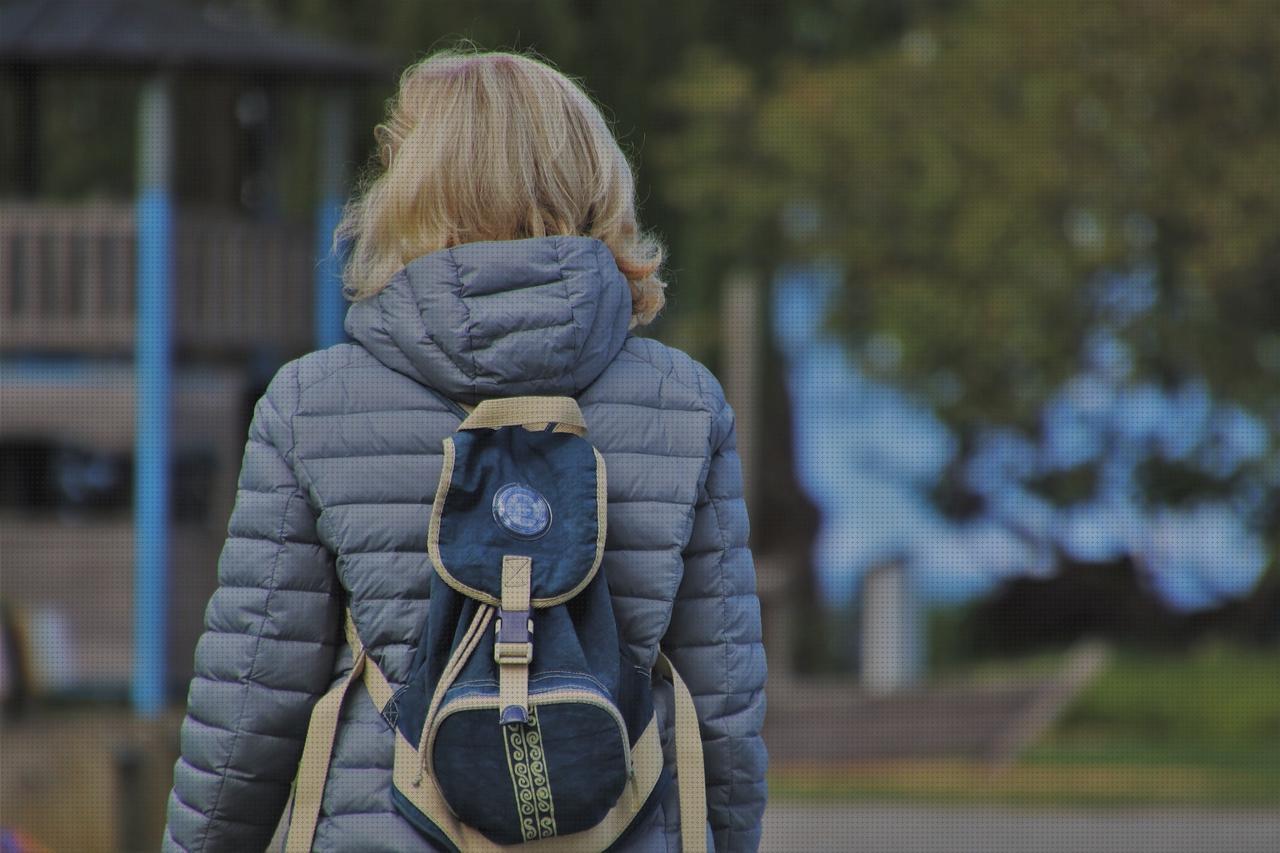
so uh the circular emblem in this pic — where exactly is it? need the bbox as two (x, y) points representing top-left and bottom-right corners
(492, 483), (552, 539)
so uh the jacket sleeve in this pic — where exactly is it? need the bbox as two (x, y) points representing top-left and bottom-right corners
(663, 386), (769, 852)
(163, 361), (341, 852)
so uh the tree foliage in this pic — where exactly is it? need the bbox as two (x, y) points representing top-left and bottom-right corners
(663, 0), (1280, 428)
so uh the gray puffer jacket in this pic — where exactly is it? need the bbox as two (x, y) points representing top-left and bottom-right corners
(162, 236), (767, 852)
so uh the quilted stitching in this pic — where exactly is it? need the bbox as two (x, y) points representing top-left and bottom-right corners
(162, 237), (766, 852)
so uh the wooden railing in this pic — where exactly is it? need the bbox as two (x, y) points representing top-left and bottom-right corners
(0, 202), (317, 354)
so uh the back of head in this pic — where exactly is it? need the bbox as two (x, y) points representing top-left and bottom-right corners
(338, 47), (666, 328)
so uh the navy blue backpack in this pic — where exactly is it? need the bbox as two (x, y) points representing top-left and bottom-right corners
(285, 396), (706, 852)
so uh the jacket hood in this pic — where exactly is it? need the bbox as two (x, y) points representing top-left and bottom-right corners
(344, 236), (633, 405)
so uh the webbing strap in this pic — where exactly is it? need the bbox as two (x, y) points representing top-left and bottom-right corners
(285, 609), (392, 853)
(458, 396), (587, 436)
(655, 652), (709, 853)
(501, 555), (532, 612)
(496, 555), (533, 725)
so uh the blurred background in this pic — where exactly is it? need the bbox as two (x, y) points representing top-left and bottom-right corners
(1, 1), (1278, 850)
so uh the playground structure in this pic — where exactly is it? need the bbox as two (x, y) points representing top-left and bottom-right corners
(0, 201), (315, 354)
(0, 0), (389, 713)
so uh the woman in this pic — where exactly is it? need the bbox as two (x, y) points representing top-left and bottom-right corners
(162, 48), (767, 852)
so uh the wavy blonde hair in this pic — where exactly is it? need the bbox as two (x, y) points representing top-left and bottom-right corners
(337, 47), (667, 327)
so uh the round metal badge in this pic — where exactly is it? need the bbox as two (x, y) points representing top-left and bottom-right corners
(492, 483), (552, 539)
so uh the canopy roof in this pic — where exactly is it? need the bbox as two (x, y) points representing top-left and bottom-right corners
(0, 0), (392, 81)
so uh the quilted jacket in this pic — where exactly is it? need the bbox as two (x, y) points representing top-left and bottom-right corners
(162, 236), (768, 852)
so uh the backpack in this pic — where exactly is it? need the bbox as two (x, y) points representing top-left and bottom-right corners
(284, 395), (707, 852)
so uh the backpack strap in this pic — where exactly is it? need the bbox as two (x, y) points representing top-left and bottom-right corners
(655, 652), (709, 853)
(285, 609), (393, 853)
(495, 555), (534, 725)
(458, 395), (587, 436)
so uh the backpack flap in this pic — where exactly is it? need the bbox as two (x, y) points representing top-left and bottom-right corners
(428, 416), (606, 608)
(428, 397), (607, 730)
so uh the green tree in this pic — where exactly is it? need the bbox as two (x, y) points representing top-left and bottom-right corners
(662, 0), (1280, 429)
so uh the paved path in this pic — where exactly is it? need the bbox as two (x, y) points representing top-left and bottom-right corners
(761, 803), (1280, 852)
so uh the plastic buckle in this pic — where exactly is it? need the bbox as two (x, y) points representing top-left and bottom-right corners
(494, 641), (532, 665)
(494, 609), (533, 664)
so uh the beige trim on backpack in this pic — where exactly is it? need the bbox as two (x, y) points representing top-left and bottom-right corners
(394, 714), (664, 852)
(418, 604), (497, 764)
(285, 614), (709, 852)
(285, 392), (709, 851)
(426, 399), (608, 610)
(458, 396), (587, 437)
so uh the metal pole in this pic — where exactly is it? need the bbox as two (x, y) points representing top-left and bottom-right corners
(133, 74), (173, 716)
(314, 89), (354, 349)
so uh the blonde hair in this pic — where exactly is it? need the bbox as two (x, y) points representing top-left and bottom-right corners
(337, 47), (667, 327)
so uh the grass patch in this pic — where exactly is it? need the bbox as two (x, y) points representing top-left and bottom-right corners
(1030, 641), (1280, 768)
(1017, 641), (1280, 803)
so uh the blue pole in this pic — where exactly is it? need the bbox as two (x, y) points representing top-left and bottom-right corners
(314, 198), (345, 348)
(315, 91), (354, 349)
(134, 75), (173, 716)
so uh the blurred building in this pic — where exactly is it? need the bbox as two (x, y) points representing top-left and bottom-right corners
(0, 0), (387, 703)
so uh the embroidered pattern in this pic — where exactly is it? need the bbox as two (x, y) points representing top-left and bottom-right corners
(503, 706), (557, 840)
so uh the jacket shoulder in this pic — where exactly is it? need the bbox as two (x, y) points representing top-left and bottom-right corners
(262, 342), (452, 415)
(600, 335), (729, 419)
(256, 343), (357, 406)
(285, 342), (368, 394)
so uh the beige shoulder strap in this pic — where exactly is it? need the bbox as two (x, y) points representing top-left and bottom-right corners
(284, 609), (394, 853)
(656, 651), (709, 853)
